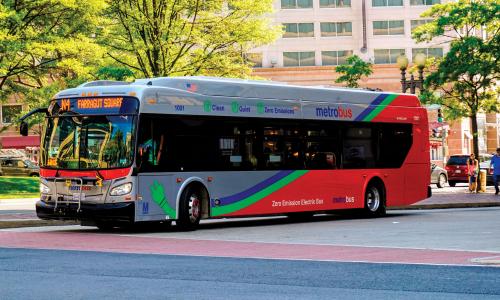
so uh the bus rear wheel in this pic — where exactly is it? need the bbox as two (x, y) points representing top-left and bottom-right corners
(364, 183), (386, 217)
(176, 185), (202, 231)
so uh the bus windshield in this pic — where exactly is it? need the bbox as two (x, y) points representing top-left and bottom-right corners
(41, 115), (136, 169)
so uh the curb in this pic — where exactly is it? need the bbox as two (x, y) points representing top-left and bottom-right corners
(391, 202), (500, 210)
(0, 220), (77, 229)
(2, 202), (499, 229)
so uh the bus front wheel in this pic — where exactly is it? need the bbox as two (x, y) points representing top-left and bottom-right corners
(364, 183), (386, 217)
(176, 185), (202, 230)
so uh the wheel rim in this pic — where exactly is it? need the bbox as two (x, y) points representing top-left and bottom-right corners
(439, 174), (446, 186)
(188, 194), (200, 223)
(366, 187), (380, 212)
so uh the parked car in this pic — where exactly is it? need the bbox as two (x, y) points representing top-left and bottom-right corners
(445, 154), (492, 187)
(431, 163), (448, 188)
(0, 157), (39, 177)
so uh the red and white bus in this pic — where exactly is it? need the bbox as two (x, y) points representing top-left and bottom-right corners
(20, 77), (431, 230)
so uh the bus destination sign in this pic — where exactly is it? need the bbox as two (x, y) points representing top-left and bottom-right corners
(54, 96), (139, 115)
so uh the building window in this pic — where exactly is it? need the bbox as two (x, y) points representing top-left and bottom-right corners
(411, 0), (440, 5)
(1, 105), (22, 124)
(322, 50), (353, 65)
(372, 0), (403, 6)
(374, 49), (405, 64)
(412, 48), (443, 61)
(283, 23), (314, 38)
(373, 20), (404, 35)
(411, 19), (433, 33)
(283, 51), (315, 67)
(281, 0), (313, 9)
(320, 22), (352, 37)
(246, 53), (262, 68)
(320, 0), (351, 8)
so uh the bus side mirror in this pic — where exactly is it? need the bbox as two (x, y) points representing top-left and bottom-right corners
(20, 121), (29, 136)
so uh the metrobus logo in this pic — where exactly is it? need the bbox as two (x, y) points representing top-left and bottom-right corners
(316, 106), (353, 119)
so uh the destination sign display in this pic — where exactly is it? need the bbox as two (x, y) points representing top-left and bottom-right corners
(53, 96), (139, 115)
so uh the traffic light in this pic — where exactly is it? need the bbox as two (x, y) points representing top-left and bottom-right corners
(437, 109), (443, 123)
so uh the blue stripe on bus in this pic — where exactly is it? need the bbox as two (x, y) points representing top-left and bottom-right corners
(354, 94), (388, 121)
(215, 170), (294, 207)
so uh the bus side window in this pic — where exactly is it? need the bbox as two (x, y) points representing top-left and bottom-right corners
(305, 126), (339, 170)
(326, 152), (336, 169)
(137, 117), (164, 171)
(242, 131), (258, 170)
(342, 127), (373, 169)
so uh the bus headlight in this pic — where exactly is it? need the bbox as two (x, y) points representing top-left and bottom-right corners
(40, 183), (50, 194)
(110, 183), (132, 196)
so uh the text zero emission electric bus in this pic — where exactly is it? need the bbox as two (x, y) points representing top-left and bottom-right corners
(20, 77), (431, 230)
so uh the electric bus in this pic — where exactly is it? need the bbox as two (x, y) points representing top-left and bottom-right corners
(20, 77), (431, 230)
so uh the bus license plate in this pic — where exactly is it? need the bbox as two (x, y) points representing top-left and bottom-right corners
(73, 193), (85, 201)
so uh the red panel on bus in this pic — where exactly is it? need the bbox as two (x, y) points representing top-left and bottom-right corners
(40, 168), (131, 180)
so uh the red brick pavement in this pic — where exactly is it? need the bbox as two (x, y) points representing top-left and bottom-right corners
(0, 231), (498, 266)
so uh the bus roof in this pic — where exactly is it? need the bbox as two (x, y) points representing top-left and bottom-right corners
(132, 76), (419, 105)
(53, 76), (423, 123)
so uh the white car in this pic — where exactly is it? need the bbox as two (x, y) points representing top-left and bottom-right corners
(431, 163), (448, 188)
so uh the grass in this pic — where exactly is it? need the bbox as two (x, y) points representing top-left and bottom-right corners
(0, 176), (40, 199)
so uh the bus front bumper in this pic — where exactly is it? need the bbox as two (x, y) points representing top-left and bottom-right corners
(36, 200), (135, 223)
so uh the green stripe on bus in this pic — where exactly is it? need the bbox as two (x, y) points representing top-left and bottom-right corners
(211, 170), (308, 217)
(363, 94), (398, 122)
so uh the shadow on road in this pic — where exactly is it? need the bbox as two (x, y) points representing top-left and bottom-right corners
(78, 210), (421, 234)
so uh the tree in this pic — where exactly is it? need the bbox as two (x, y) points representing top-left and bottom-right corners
(103, 0), (280, 78)
(413, 0), (499, 157)
(0, 0), (108, 108)
(335, 55), (373, 88)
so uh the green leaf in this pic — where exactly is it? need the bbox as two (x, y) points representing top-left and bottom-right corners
(335, 55), (373, 88)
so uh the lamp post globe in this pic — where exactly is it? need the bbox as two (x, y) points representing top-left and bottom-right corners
(396, 54), (409, 71)
(414, 53), (426, 68)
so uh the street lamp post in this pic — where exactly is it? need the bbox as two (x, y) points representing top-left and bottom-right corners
(397, 54), (448, 164)
(396, 53), (426, 94)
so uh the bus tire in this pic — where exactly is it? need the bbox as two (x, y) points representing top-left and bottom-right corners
(364, 182), (386, 217)
(176, 185), (202, 231)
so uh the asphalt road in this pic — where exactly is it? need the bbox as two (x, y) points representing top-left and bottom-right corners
(1, 248), (500, 300)
(2, 207), (500, 299)
(10, 207), (497, 253)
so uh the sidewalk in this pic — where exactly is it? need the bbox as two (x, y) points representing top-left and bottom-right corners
(0, 198), (76, 228)
(1, 185), (499, 228)
(398, 185), (500, 210)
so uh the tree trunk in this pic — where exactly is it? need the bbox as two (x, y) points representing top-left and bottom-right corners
(470, 113), (479, 157)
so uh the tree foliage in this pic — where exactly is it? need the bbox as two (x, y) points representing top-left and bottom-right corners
(335, 55), (373, 88)
(103, 0), (279, 78)
(0, 0), (108, 106)
(413, 0), (499, 156)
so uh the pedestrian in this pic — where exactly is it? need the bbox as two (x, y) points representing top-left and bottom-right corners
(490, 147), (500, 195)
(467, 153), (479, 193)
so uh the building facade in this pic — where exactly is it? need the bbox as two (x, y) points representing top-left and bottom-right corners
(251, 0), (449, 91)
(250, 0), (499, 165)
